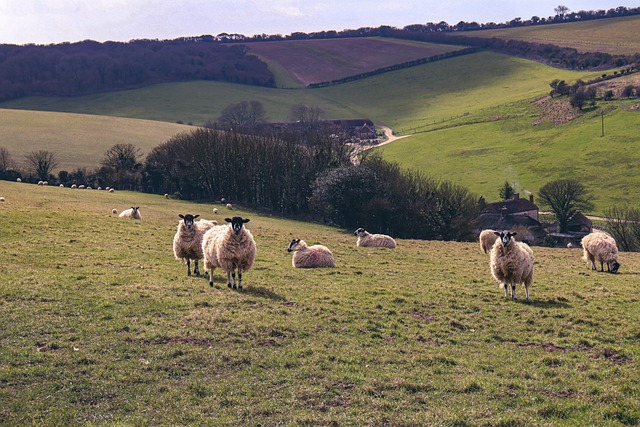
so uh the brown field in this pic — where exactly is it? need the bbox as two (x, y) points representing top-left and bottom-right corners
(468, 15), (640, 55)
(245, 37), (463, 86)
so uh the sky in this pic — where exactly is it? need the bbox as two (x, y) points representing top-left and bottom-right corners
(0, 0), (635, 45)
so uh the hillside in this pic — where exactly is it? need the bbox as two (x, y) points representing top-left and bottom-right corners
(462, 15), (640, 55)
(1, 181), (638, 425)
(0, 109), (191, 171)
(244, 37), (463, 88)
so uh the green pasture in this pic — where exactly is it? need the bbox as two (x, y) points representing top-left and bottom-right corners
(469, 15), (640, 55)
(377, 100), (640, 212)
(0, 109), (191, 172)
(0, 181), (638, 425)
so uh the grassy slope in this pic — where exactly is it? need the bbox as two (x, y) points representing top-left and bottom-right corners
(0, 181), (638, 425)
(466, 15), (640, 54)
(0, 109), (192, 171)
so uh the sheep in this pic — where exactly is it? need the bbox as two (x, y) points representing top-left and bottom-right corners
(118, 206), (142, 220)
(16, 178), (21, 182)
(287, 239), (336, 268)
(201, 216), (256, 290)
(164, 194), (169, 199)
(490, 231), (534, 300)
(71, 184), (77, 189)
(0, 197), (5, 202)
(581, 232), (620, 273)
(37, 181), (43, 186)
(59, 184), (64, 187)
(78, 185), (86, 189)
(108, 188), (115, 193)
(226, 203), (233, 210)
(173, 214), (217, 276)
(97, 187), (102, 190)
(213, 208), (218, 214)
(479, 229), (499, 254)
(43, 181), (48, 186)
(354, 227), (397, 248)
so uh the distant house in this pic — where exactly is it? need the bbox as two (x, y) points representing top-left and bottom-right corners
(566, 211), (593, 233)
(476, 193), (546, 244)
(355, 123), (377, 140)
(483, 193), (539, 221)
(328, 119), (376, 140)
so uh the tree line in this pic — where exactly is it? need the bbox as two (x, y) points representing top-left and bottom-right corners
(0, 39), (275, 102)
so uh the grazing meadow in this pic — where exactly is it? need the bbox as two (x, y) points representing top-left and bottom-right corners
(0, 181), (638, 425)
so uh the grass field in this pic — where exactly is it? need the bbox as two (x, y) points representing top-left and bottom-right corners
(0, 109), (191, 172)
(466, 15), (640, 55)
(245, 37), (463, 87)
(0, 181), (638, 425)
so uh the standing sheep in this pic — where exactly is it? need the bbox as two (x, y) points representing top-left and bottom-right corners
(201, 216), (256, 290)
(354, 228), (397, 248)
(119, 207), (142, 220)
(581, 232), (620, 273)
(173, 214), (216, 276)
(479, 229), (498, 254)
(490, 231), (534, 300)
(287, 239), (336, 268)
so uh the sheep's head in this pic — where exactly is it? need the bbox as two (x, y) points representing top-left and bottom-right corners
(226, 216), (249, 235)
(610, 260), (620, 274)
(354, 227), (366, 236)
(132, 207), (140, 215)
(494, 231), (517, 247)
(287, 239), (301, 252)
(179, 214), (200, 229)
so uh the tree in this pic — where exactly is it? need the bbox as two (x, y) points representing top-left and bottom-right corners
(499, 180), (515, 200)
(25, 150), (58, 181)
(538, 179), (594, 232)
(101, 143), (141, 188)
(289, 104), (324, 124)
(0, 147), (14, 171)
(570, 89), (589, 110)
(554, 5), (569, 20)
(216, 100), (266, 131)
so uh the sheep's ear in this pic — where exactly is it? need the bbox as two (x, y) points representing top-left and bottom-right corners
(510, 232), (517, 237)
(179, 214), (184, 219)
(225, 218), (232, 223)
(243, 218), (250, 223)
(194, 215), (200, 219)
(493, 232), (501, 237)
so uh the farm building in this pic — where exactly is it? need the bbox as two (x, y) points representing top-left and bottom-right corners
(483, 193), (539, 221)
(476, 193), (546, 244)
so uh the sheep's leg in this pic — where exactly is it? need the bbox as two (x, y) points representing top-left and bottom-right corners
(524, 284), (530, 300)
(238, 269), (243, 290)
(208, 267), (214, 287)
(504, 283), (509, 298)
(227, 271), (233, 289)
(194, 259), (200, 276)
(231, 271), (237, 289)
(600, 261), (605, 272)
(511, 282), (517, 300)
(186, 259), (191, 276)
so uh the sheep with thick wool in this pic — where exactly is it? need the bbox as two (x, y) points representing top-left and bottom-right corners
(479, 229), (499, 254)
(581, 232), (620, 273)
(173, 214), (216, 276)
(202, 216), (256, 289)
(287, 239), (336, 268)
(119, 206), (142, 220)
(490, 231), (534, 300)
(354, 228), (397, 248)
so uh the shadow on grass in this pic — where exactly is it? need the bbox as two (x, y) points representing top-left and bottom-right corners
(524, 298), (572, 309)
(243, 286), (286, 301)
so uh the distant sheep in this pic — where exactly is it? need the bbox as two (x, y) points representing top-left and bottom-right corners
(581, 232), (620, 273)
(201, 216), (256, 289)
(37, 181), (43, 186)
(226, 203), (233, 210)
(490, 231), (534, 300)
(16, 178), (21, 182)
(97, 187), (102, 190)
(164, 194), (169, 199)
(59, 184), (64, 187)
(354, 227), (396, 248)
(71, 184), (77, 189)
(0, 197), (5, 202)
(111, 208), (118, 214)
(479, 229), (498, 254)
(118, 206), (141, 220)
(287, 239), (336, 268)
(213, 208), (218, 214)
(108, 188), (115, 193)
(78, 185), (86, 189)
(173, 214), (217, 276)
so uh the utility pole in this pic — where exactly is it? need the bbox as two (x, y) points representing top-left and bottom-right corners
(601, 110), (604, 137)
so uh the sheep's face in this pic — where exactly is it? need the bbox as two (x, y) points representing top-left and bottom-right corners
(226, 216), (250, 235)
(610, 260), (620, 274)
(495, 231), (517, 247)
(179, 214), (199, 229)
(354, 227), (366, 236)
(287, 239), (301, 252)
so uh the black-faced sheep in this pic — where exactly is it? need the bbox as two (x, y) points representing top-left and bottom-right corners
(201, 216), (256, 290)
(354, 228), (397, 248)
(479, 229), (498, 254)
(119, 207), (141, 220)
(490, 231), (534, 300)
(581, 232), (620, 273)
(173, 214), (216, 276)
(287, 239), (336, 268)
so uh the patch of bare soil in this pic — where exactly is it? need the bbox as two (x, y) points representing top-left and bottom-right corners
(531, 95), (582, 126)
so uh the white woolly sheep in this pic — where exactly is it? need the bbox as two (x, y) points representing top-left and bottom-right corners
(71, 184), (77, 189)
(173, 214), (217, 276)
(581, 232), (620, 273)
(111, 208), (118, 214)
(226, 203), (233, 210)
(78, 185), (86, 189)
(0, 197), (5, 202)
(287, 239), (336, 268)
(354, 227), (396, 248)
(490, 231), (534, 300)
(16, 178), (21, 182)
(164, 194), (169, 199)
(213, 208), (218, 214)
(97, 187), (102, 190)
(59, 184), (64, 187)
(108, 188), (115, 193)
(201, 216), (256, 290)
(119, 206), (142, 220)
(37, 181), (43, 186)
(479, 229), (498, 254)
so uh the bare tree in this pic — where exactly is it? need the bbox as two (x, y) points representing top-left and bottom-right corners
(538, 179), (594, 232)
(289, 104), (324, 124)
(25, 150), (58, 181)
(0, 147), (15, 171)
(554, 5), (569, 19)
(217, 100), (266, 131)
(101, 143), (141, 188)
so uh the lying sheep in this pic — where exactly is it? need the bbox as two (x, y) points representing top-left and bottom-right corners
(479, 229), (498, 254)
(173, 214), (216, 276)
(0, 197), (5, 202)
(119, 207), (141, 220)
(213, 208), (218, 214)
(226, 203), (233, 210)
(490, 231), (534, 300)
(581, 232), (620, 273)
(111, 208), (118, 214)
(287, 239), (336, 268)
(109, 188), (115, 193)
(354, 227), (396, 248)
(202, 216), (256, 289)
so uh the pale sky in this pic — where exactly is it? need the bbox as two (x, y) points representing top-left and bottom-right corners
(0, 1), (634, 45)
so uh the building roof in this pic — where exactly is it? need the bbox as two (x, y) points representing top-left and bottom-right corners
(484, 197), (538, 215)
